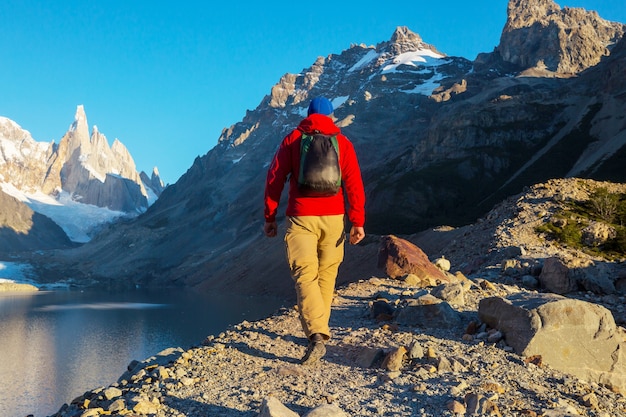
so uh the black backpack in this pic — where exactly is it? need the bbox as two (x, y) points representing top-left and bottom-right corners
(298, 133), (342, 197)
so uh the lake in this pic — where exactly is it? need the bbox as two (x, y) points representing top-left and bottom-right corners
(0, 288), (284, 417)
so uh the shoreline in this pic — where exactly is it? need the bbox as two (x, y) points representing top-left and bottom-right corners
(47, 274), (626, 417)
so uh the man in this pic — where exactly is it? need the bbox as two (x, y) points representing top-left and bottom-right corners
(264, 96), (366, 365)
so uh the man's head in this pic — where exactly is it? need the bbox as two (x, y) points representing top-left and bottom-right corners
(307, 97), (333, 116)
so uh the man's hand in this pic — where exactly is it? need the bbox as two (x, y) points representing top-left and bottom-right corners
(349, 226), (365, 245)
(264, 221), (278, 237)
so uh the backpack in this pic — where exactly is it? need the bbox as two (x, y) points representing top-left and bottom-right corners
(298, 132), (342, 197)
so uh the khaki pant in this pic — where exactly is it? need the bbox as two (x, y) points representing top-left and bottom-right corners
(285, 215), (345, 340)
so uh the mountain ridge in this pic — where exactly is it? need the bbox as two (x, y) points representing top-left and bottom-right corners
(0, 106), (165, 247)
(15, 0), (626, 297)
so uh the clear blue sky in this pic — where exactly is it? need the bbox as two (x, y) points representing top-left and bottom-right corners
(2, 1), (624, 184)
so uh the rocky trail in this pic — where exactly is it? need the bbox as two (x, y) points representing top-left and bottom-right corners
(48, 179), (626, 417)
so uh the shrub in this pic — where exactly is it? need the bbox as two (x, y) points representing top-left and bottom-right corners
(588, 187), (620, 222)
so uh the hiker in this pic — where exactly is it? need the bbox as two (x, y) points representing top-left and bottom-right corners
(263, 96), (366, 365)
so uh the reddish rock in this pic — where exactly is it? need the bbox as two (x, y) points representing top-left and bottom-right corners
(377, 235), (448, 283)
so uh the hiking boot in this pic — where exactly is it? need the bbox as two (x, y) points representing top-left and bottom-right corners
(300, 334), (326, 365)
(300, 341), (326, 365)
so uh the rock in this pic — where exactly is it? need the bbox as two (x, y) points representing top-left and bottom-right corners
(377, 235), (449, 284)
(450, 381), (469, 396)
(408, 340), (424, 360)
(431, 282), (465, 306)
(132, 397), (160, 415)
(353, 346), (385, 368)
(580, 392), (599, 409)
(180, 377), (195, 386)
(107, 399), (126, 412)
(502, 259), (521, 276)
(119, 347), (184, 383)
(498, 0), (625, 74)
(381, 346), (407, 371)
(434, 256), (451, 272)
(258, 397), (300, 417)
(395, 294), (462, 329)
(103, 386), (122, 400)
(79, 408), (104, 417)
(402, 274), (421, 286)
(582, 221), (617, 247)
(501, 246), (525, 258)
(538, 257), (576, 294)
(487, 330), (504, 344)
(574, 262), (616, 295)
(521, 275), (539, 289)
(539, 257), (616, 295)
(370, 299), (395, 321)
(303, 404), (349, 417)
(478, 293), (626, 393)
(446, 399), (466, 414)
(464, 392), (502, 416)
(436, 356), (453, 373)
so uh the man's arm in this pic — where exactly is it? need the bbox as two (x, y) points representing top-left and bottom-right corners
(264, 221), (278, 238)
(264, 133), (295, 230)
(349, 226), (365, 245)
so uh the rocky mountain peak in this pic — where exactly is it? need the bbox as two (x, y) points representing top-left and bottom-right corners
(505, 0), (561, 29)
(498, 0), (625, 74)
(383, 26), (443, 56)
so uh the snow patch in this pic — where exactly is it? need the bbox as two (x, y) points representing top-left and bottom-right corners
(1, 183), (128, 243)
(348, 49), (379, 73)
(382, 50), (446, 73)
(405, 72), (445, 96)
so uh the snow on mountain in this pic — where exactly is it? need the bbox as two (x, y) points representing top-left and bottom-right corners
(381, 49), (447, 73)
(0, 106), (165, 245)
(0, 117), (50, 164)
(1, 182), (127, 243)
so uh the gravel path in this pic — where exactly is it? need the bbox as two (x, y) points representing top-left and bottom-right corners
(50, 275), (625, 417)
(49, 178), (626, 416)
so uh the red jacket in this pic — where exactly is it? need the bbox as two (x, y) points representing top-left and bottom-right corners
(264, 113), (365, 227)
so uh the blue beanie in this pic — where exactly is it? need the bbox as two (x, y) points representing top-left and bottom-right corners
(307, 97), (333, 116)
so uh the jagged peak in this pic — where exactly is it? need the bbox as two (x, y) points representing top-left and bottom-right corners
(498, 0), (625, 74)
(505, 0), (561, 30)
(69, 104), (88, 133)
(111, 138), (130, 157)
(390, 26), (424, 45)
(382, 26), (445, 56)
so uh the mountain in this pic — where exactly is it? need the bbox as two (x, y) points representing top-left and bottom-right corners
(0, 106), (165, 247)
(24, 0), (626, 297)
(0, 191), (74, 252)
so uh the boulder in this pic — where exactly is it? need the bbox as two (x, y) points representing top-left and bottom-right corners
(395, 294), (462, 329)
(303, 404), (349, 417)
(537, 257), (577, 294)
(478, 293), (626, 393)
(431, 282), (465, 306)
(377, 235), (448, 285)
(258, 397), (299, 417)
(434, 256), (451, 272)
(539, 256), (616, 295)
(582, 221), (617, 247)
